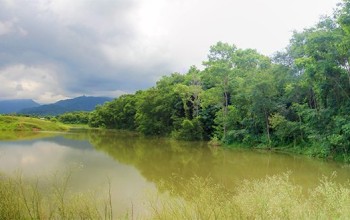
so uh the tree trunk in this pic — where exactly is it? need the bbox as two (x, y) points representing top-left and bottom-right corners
(264, 108), (271, 147)
(222, 76), (229, 140)
(223, 91), (228, 139)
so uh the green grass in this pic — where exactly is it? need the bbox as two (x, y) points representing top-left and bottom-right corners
(0, 172), (114, 220)
(147, 173), (350, 220)
(64, 123), (90, 129)
(0, 116), (69, 132)
(1, 172), (350, 219)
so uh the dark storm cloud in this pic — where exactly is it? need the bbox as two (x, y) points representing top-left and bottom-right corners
(0, 0), (339, 102)
(0, 0), (173, 102)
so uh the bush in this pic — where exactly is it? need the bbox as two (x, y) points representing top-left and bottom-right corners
(172, 118), (204, 141)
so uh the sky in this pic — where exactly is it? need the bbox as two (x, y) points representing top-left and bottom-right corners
(0, 0), (341, 103)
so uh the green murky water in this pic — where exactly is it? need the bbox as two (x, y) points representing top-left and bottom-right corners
(1, 129), (350, 215)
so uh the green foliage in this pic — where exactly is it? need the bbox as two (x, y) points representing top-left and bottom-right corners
(172, 118), (204, 141)
(88, 94), (137, 130)
(57, 111), (90, 124)
(135, 87), (182, 136)
(87, 1), (350, 160)
(269, 113), (301, 145)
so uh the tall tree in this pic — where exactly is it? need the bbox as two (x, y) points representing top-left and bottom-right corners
(202, 42), (236, 140)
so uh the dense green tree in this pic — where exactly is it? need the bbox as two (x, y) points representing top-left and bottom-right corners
(88, 103), (115, 128)
(87, 0), (350, 161)
(57, 111), (90, 124)
(108, 94), (137, 130)
(135, 74), (184, 136)
(202, 42), (236, 140)
(172, 118), (204, 141)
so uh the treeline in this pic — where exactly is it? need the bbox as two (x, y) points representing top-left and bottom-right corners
(56, 112), (90, 124)
(88, 1), (350, 159)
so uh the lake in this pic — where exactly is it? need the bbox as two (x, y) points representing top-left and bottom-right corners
(1, 129), (350, 218)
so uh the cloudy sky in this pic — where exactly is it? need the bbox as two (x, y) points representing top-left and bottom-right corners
(0, 0), (340, 103)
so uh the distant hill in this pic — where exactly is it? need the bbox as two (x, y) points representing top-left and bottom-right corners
(54, 96), (112, 111)
(19, 104), (69, 116)
(0, 99), (40, 114)
(19, 96), (113, 116)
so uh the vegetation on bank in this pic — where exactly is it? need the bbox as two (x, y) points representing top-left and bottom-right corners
(150, 173), (350, 219)
(0, 172), (114, 220)
(1, 172), (350, 219)
(0, 115), (68, 132)
(84, 1), (350, 161)
(56, 111), (90, 125)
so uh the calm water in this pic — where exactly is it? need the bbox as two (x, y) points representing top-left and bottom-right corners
(1, 129), (350, 215)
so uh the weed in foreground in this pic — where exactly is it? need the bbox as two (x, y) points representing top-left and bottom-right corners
(147, 173), (350, 220)
(1, 171), (350, 219)
(0, 171), (114, 220)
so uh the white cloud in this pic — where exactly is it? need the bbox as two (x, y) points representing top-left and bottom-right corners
(0, 64), (69, 103)
(89, 89), (128, 98)
(0, 19), (27, 37)
(0, 0), (341, 102)
(0, 20), (13, 35)
(129, 0), (340, 68)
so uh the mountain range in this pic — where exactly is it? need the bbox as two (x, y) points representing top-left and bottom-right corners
(0, 99), (40, 114)
(0, 96), (113, 116)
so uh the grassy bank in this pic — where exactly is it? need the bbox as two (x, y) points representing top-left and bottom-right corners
(0, 115), (69, 132)
(1, 172), (350, 219)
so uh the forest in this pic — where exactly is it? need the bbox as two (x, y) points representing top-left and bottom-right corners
(78, 1), (350, 161)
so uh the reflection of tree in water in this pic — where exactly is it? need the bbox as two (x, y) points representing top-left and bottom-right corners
(63, 129), (350, 197)
(77, 129), (227, 194)
(0, 131), (56, 141)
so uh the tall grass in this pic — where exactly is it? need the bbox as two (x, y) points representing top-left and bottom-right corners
(0, 172), (113, 220)
(147, 173), (350, 220)
(1, 171), (350, 219)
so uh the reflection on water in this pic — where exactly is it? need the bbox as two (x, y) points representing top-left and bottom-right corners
(0, 130), (58, 141)
(1, 129), (350, 215)
(0, 131), (156, 215)
(82, 129), (350, 190)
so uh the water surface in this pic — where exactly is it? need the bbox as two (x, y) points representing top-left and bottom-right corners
(1, 129), (350, 215)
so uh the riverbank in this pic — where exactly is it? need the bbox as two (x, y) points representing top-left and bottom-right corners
(0, 115), (69, 132)
(1, 114), (347, 163)
(225, 141), (350, 163)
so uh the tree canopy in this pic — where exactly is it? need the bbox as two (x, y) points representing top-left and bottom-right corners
(88, 1), (350, 161)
